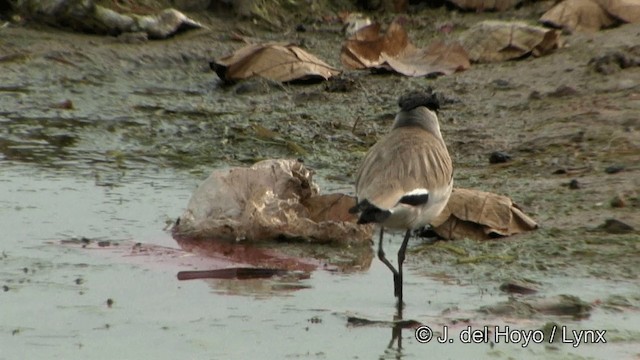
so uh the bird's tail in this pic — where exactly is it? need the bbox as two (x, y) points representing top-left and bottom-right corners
(349, 199), (391, 225)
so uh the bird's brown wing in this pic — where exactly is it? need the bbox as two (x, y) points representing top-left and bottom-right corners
(355, 128), (452, 210)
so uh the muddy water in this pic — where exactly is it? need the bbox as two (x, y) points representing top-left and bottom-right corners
(2, 165), (639, 359)
(1, 19), (640, 360)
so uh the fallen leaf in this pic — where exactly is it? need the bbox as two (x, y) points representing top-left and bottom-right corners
(341, 19), (470, 77)
(210, 43), (340, 83)
(342, 13), (373, 36)
(381, 41), (471, 77)
(174, 159), (373, 245)
(13, 0), (202, 38)
(460, 20), (562, 63)
(540, 0), (617, 33)
(447, 0), (521, 11)
(302, 193), (360, 223)
(596, 0), (640, 23)
(432, 188), (538, 240)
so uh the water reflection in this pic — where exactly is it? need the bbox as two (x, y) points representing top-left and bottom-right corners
(173, 235), (375, 296)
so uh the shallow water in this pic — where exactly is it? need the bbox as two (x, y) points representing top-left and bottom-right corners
(2, 164), (639, 360)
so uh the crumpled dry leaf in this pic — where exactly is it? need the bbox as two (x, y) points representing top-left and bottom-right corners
(597, 0), (640, 23)
(342, 13), (373, 36)
(460, 20), (562, 63)
(341, 20), (470, 77)
(447, 0), (521, 11)
(210, 43), (340, 83)
(540, 0), (617, 33)
(432, 188), (538, 240)
(12, 0), (202, 38)
(174, 159), (373, 245)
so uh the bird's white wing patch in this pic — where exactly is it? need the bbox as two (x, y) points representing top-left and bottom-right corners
(404, 188), (429, 196)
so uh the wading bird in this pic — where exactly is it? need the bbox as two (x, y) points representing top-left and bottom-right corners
(351, 90), (453, 308)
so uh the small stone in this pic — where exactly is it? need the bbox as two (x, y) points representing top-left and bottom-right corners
(599, 219), (634, 234)
(568, 179), (580, 189)
(499, 280), (539, 295)
(489, 151), (512, 164)
(492, 79), (510, 88)
(610, 194), (626, 208)
(2, 285), (9, 292)
(106, 298), (114, 308)
(605, 165), (625, 174)
(51, 99), (74, 110)
(97, 241), (111, 247)
(529, 90), (542, 100)
(325, 75), (356, 93)
(547, 85), (578, 97)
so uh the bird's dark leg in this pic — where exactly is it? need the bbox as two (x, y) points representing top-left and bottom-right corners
(396, 229), (412, 308)
(377, 226), (400, 299)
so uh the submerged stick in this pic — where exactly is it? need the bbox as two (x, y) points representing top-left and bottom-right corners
(177, 267), (292, 280)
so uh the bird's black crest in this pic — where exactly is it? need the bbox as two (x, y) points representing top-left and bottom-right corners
(398, 88), (440, 112)
(398, 193), (429, 206)
(350, 199), (391, 225)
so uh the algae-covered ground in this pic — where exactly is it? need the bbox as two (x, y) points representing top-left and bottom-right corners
(1, 2), (639, 359)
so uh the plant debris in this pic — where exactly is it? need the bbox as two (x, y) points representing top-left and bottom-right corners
(210, 43), (340, 83)
(177, 267), (309, 280)
(540, 0), (640, 33)
(11, 0), (203, 38)
(174, 159), (373, 245)
(460, 20), (562, 63)
(341, 19), (470, 77)
(431, 188), (538, 240)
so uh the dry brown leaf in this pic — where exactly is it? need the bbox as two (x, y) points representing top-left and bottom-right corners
(341, 21), (411, 69)
(447, 0), (521, 11)
(595, 0), (640, 23)
(432, 188), (538, 240)
(175, 159), (373, 245)
(540, 0), (617, 33)
(302, 193), (360, 223)
(381, 41), (471, 77)
(460, 20), (562, 63)
(211, 43), (340, 83)
(341, 20), (470, 77)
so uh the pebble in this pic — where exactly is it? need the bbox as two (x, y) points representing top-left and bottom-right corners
(605, 165), (625, 174)
(547, 85), (578, 97)
(568, 179), (580, 189)
(610, 194), (626, 208)
(489, 151), (512, 164)
(599, 219), (635, 234)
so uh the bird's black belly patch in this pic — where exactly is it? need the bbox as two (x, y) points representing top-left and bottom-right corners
(398, 193), (429, 206)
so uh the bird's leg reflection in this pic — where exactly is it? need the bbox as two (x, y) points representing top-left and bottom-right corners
(386, 306), (405, 355)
